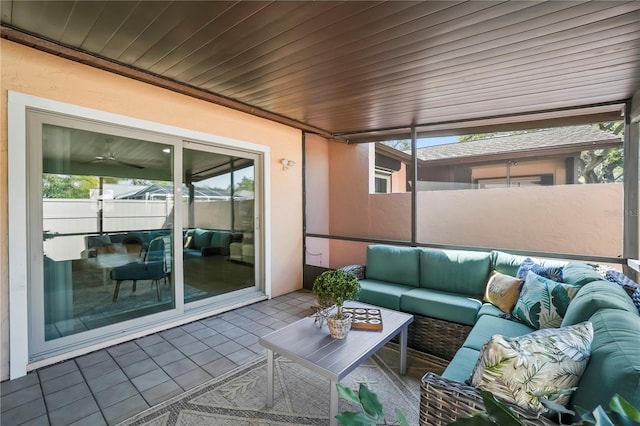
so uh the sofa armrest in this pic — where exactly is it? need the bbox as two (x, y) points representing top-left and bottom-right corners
(419, 372), (556, 426)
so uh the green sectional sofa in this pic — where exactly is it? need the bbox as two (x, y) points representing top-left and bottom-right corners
(353, 244), (640, 425)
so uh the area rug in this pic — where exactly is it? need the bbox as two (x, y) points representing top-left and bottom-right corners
(118, 344), (448, 426)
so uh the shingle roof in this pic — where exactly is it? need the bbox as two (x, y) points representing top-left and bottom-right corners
(415, 125), (622, 162)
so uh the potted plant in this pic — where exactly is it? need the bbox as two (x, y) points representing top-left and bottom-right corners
(312, 269), (361, 339)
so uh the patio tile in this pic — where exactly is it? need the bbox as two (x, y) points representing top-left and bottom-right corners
(0, 384), (43, 412)
(219, 326), (248, 339)
(202, 357), (237, 377)
(45, 382), (92, 411)
(131, 369), (171, 392)
(226, 348), (259, 365)
(215, 340), (243, 356)
(141, 341), (174, 357)
(248, 342), (267, 356)
(122, 358), (160, 379)
(141, 380), (182, 406)
(107, 341), (139, 358)
(200, 333), (230, 348)
(101, 394), (149, 425)
(234, 333), (259, 347)
(167, 333), (198, 347)
(0, 398), (47, 425)
(25, 415), (50, 426)
(94, 381), (139, 409)
(162, 358), (198, 378)
(48, 395), (100, 426)
(158, 327), (186, 340)
(188, 327), (219, 340)
(86, 369), (128, 393)
(75, 350), (111, 369)
(180, 321), (206, 333)
(38, 359), (78, 382)
(79, 358), (120, 380)
(40, 370), (85, 395)
(69, 411), (107, 426)
(113, 348), (150, 368)
(174, 367), (212, 390)
(153, 349), (185, 367)
(188, 348), (223, 366)
(0, 372), (39, 396)
(177, 341), (208, 356)
(135, 334), (164, 348)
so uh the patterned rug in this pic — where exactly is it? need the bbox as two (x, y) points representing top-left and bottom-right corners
(118, 344), (447, 426)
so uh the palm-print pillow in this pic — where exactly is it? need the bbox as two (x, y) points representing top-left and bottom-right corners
(512, 271), (580, 329)
(516, 257), (564, 282)
(470, 321), (593, 413)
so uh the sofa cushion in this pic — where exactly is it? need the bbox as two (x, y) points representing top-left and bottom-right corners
(211, 231), (231, 248)
(516, 257), (564, 282)
(419, 248), (491, 297)
(491, 251), (566, 277)
(483, 271), (522, 313)
(366, 245), (421, 287)
(441, 347), (480, 384)
(476, 303), (504, 320)
(192, 228), (213, 250)
(604, 270), (640, 314)
(561, 280), (638, 327)
(357, 279), (414, 311)
(570, 309), (640, 416)
(512, 271), (580, 329)
(401, 288), (482, 326)
(561, 262), (603, 287)
(470, 321), (593, 413)
(462, 314), (535, 351)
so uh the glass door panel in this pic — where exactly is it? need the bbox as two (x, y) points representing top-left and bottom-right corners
(41, 123), (175, 340)
(182, 148), (255, 303)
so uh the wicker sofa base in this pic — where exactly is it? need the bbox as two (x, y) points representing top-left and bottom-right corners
(406, 313), (472, 360)
(420, 372), (557, 426)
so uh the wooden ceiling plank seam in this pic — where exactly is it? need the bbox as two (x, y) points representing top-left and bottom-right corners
(327, 90), (630, 133)
(206, 1), (467, 92)
(0, 0), (12, 23)
(119, 1), (196, 65)
(184, 2), (346, 87)
(214, 1), (605, 99)
(80, 1), (139, 54)
(184, 1), (399, 89)
(144, 2), (236, 73)
(160, 1), (274, 80)
(305, 69), (636, 124)
(213, 1), (528, 97)
(244, 21), (640, 108)
(0, 25), (334, 139)
(59, 1), (106, 47)
(281, 53), (640, 115)
(183, 1), (326, 87)
(102, 1), (173, 61)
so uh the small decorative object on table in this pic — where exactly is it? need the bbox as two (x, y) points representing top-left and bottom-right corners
(342, 307), (383, 331)
(312, 269), (361, 339)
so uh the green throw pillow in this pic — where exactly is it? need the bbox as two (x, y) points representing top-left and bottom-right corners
(470, 321), (594, 413)
(512, 271), (580, 329)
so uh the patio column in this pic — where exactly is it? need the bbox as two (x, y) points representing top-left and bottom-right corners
(624, 98), (639, 279)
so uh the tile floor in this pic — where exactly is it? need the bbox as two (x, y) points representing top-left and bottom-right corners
(1, 290), (317, 426)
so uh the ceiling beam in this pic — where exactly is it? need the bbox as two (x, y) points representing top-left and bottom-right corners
(0, 25), (336, 139)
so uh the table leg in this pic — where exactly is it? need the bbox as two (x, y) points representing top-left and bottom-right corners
(330, 380), (338, 426)
(266, 349), (274, 407)
(399, 325), (408, 375)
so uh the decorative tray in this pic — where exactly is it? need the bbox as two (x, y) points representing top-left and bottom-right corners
(342, 307), (383, 331)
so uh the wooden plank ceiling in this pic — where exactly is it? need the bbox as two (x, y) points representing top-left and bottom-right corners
(2, 1), (640, 140)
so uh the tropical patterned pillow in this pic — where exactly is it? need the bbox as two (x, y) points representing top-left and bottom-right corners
(512, 271), (580, 329)
(470, 321), (593, 413)
(516, 257), (564, 282)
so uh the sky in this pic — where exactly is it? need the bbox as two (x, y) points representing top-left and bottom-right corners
(417, 135), (458, 148)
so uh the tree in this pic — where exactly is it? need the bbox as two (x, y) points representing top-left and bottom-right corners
(42, 174), (98, 199)
(235, 176), (254, 192)
(382, 140), (411, 151)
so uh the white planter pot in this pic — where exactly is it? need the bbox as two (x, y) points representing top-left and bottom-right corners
(327, 315), (352, 339)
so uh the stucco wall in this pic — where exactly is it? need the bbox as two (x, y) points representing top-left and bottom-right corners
(0, 40), (303, 380)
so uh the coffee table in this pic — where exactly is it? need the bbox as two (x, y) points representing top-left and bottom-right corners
(259, 302), (413, 426)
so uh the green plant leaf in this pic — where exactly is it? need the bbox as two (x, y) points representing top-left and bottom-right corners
(336, 383), (362, 407)
(610, 394), (640, 423)
(395, 408), (410, 426)
(480, 389), (526, 426)
(538, 397), (574, 416)
(575, 405), (596, 425)
(592, 406), (617, 426)
(358, 383), (383, 419)
(335, 411), (376, 426)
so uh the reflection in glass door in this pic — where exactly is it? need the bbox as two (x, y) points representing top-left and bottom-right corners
(41, 123), (175, 340)
(182, 147), (256, 303)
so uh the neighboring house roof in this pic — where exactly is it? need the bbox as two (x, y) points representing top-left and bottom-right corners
(117, 183), (234, 200)
(415, 125), (622, 164)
